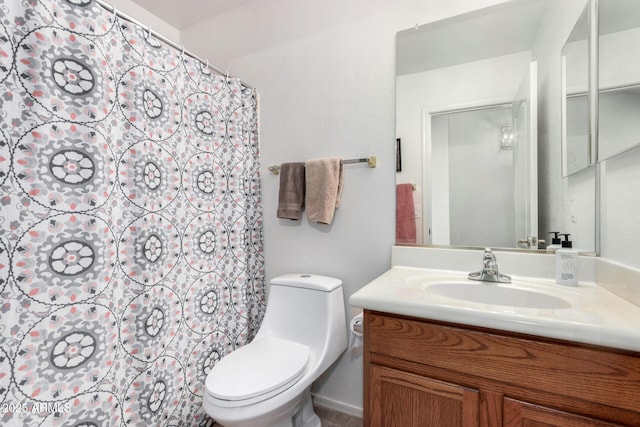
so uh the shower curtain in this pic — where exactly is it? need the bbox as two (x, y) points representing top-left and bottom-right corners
(0, 1), (265, 425)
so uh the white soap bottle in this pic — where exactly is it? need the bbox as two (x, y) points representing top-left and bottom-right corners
(555, 234), (578, 286)
(546, 231), (562, 253)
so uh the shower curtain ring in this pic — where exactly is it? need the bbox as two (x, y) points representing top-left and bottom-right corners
(146, 25), (152, 40)
(112, 5), (117, 23)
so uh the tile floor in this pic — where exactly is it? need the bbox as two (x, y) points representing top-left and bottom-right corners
(212, 406), (362, 427)
(210, 405), (363, 426)
(315, 405), (363, 427)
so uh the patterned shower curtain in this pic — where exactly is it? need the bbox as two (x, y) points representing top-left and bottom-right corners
(0, 0), (265, 425)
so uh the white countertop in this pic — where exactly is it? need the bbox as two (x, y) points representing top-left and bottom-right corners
(349, 265), (640, 352)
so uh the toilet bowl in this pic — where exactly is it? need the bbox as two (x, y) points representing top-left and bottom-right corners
(203, 274), (347, 427)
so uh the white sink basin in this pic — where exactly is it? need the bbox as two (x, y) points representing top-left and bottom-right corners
(424, 282), (571, 310)
(349, 262), (640, 352)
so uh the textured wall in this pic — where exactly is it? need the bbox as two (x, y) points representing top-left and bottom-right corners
(180, 0), (510, 414)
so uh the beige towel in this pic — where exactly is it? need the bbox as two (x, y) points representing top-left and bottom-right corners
(305, 157), (344, 224)
(277, 162), (305, 220)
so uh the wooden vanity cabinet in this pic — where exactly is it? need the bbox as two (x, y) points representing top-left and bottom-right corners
(363, 311), (640, 427)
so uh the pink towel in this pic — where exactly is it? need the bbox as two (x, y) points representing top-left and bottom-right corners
(396, 183), (416, 244)
(305, 157), (344, 224)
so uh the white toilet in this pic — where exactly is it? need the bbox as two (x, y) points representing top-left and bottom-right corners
(203, 274), (347, 427)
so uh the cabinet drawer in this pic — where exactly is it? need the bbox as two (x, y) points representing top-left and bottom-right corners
(504, 398), (621, 427)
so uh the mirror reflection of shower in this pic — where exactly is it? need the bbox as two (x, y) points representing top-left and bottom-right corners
(428, 104), (517, 248)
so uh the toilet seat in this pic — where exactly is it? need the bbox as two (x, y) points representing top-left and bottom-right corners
(205, 336), (309, 407)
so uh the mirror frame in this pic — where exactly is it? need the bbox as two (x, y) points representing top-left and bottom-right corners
(591, 0), (601, 257)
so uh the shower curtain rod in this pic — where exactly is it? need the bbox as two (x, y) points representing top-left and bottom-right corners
(93, 0), (255, 90)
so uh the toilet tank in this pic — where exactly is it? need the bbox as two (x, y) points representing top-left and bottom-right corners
(255, 274), (347, 370)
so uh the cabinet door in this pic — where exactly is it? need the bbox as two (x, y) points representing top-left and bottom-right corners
(504, 398), (621, 427)
(369, 365), (479, 427)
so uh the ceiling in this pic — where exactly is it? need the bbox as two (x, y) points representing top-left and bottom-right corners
(396, 0), (548, 76)
(132, 0), (252, 29)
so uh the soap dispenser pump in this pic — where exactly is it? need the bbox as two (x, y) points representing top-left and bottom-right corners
(555, 234), (578, 286)
(546, 231), (562, 252)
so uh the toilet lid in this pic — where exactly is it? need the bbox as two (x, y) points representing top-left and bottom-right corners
(205, 336), (309, 402)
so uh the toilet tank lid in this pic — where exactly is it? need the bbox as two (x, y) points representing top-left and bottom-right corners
(270, 274), (342, 292)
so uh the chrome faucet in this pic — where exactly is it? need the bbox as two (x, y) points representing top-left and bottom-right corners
(468, 248), (511, 283)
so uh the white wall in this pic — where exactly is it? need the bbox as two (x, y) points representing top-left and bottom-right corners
(598, 27), (640, 160)
(601, 147), (640, 268)
(109, 0), (180, 41)
(599, 26), (640, 269)
(599, 90), (640, 160)
(180, 0), (510, 415)
(600, 27), (640, 89)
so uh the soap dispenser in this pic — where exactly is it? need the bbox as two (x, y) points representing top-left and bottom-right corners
(555, 234), (578, 286)
(546, 231), (562, 252)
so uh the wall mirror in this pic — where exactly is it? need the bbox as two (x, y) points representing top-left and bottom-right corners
(598, 0), (640, 161)
(561, 3), (591, 177)
(395, 0), (597, 253)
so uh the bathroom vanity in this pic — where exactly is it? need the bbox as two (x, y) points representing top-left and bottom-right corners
(364, 311), (639, 426)
(351, 247), (640, 426)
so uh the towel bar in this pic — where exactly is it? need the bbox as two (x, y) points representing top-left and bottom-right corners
(268, 156), (376, 175)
